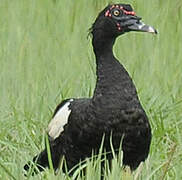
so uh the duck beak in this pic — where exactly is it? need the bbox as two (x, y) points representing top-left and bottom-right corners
(127, 18), (157, 34)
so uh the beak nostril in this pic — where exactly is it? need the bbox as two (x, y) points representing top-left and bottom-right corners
(135, 16), (142, 21)
(136, 20), (141, 24)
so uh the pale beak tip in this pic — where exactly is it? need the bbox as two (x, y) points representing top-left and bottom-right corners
(148, 26), (158, 34)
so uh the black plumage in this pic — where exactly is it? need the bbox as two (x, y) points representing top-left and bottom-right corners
(24, 3), (157, 175)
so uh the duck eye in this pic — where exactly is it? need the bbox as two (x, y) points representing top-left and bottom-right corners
(113, 10), (120, 16)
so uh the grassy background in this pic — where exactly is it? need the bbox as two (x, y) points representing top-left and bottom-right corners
(0, 0), (182, 179)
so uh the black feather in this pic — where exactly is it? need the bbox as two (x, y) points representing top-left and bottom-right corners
(24, 3), (152, 175)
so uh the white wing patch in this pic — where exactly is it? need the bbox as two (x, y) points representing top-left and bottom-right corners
(47, 99), (73, 140)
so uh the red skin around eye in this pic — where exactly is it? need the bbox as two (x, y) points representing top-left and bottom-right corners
(105, 5), (136, 17)
(111, 5), (115, 9)
(124, 10), (136, 15)
(117, 23), (122, 31)
(105, 10), (110, 16)
(104, 5), (136, 31)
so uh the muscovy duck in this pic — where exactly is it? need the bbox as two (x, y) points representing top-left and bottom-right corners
(24, 3), (157, 174)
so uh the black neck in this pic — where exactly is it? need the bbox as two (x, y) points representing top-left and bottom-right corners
(92, 29), (137, 108)
(92, 29), (115, 60)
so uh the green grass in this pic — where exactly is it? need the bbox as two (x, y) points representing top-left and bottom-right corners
(0, 0), (182, 179)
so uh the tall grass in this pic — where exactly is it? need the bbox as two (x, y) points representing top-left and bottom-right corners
(0, 0), (182, 179)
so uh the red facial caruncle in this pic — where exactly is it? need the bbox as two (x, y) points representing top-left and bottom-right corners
(104, 5), (136, 31)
